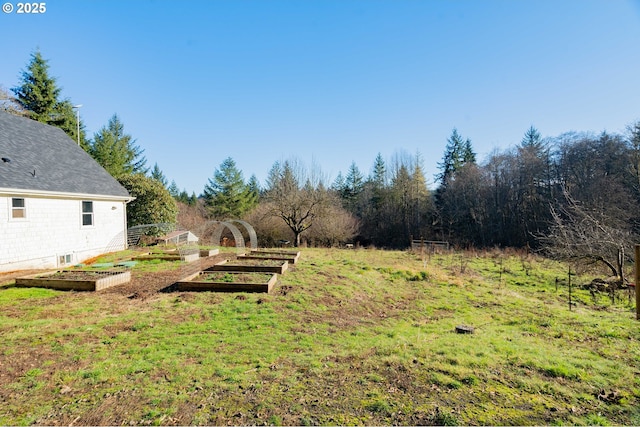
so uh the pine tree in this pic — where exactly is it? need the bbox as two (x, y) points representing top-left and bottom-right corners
(341, 161), (364, 213)
(150, 163), (168, 187)
(202, 157), (256, 218)
(168, 180), (180, 198)
(436, 128), (476, 185)
(12, 51), (60, 122)
(371, 153), (387, 189)
(521, 125), (543, 149)
(331, 172), (346, 195)
(345, 162), (365, 199)
(247, 174), (261, 207)
(11, 50), (87, 148)
(517, 126), (552, 246)
(90, 114), (147, 178)
(178, 190), (190, 204)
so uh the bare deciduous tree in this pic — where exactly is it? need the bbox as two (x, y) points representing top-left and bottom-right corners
(305, 196), (359, 247)
(263, 159), (335, 247)
(0, 86), (28, 116)
(540, 187), (634, 283)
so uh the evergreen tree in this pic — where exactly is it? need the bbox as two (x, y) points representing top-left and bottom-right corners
(202, 157), (256, 218)
(168, 180), (180, 198)
(150, 163), (168, 187)
(12, 50), (60, 123)
(345, 162), (365, 199)
(390, 164), (413, 244)
(12, 50), (88, 148)
(178, 190), (190, 204)
(463, 138), (476, 164)
(521, 125), (543, 149)
(517, 126), (552, 246)
(247, 174), (261, 206)
(436, 128), (476, 185)
(371, 153), (387, 189)
(435, 129), (477, 241)
(331, 172), (346, 195)
(90, 114), (147, 178)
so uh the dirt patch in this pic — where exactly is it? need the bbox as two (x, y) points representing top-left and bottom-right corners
(0, 269), (50, 287)
(99, 253), (231, 299)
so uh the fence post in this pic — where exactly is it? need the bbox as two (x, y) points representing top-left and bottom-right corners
(635, 245), (640, 320)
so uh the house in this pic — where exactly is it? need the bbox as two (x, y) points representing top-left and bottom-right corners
(0, 111), (133, 272)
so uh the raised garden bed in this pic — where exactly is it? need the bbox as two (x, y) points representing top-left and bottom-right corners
(131, 251), (200, 263)
(237, 250), (300, 264)
(15, 270), (131, 291)
(176, 271), (277, 293)
(200, 248), (220, 257)
(206, 259), (288, 274)
(253, 249), (301, 257)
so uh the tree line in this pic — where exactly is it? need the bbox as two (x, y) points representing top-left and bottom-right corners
(5, 50), (640, 277)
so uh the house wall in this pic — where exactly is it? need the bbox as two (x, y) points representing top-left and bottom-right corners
(0, 195), (128, 272)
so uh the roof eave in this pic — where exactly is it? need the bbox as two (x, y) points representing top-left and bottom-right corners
(0, 187), (134, 202)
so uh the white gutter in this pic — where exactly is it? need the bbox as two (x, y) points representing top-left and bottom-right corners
(0, 187), (135, 203)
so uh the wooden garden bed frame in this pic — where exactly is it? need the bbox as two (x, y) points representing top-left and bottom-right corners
(199, 248), (220, 257)
(205, 259), (289, 274)
(237, 250), (300, 264)
(175, 271), (277, 293)
(15, 270), (131, 291)
(131, 251), (200, 263)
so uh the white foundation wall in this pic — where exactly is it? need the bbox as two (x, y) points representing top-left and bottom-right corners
(0, 196), (127, 272)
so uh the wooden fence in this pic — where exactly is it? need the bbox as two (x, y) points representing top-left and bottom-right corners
(410, 238), (450, 254)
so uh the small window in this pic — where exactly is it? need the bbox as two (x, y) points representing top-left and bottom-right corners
(11, 198), (26, 219)
(59, 254), (72, 265)
(82, 201), (94, 226)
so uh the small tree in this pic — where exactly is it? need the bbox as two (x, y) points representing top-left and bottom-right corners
(118, 174), (178, 227)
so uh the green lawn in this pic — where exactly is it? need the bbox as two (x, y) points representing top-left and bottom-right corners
(1, 248), (639, 425)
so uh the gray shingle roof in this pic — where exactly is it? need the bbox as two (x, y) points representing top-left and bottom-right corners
(0, 111), (130, 199)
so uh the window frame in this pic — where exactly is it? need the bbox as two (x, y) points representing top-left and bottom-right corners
(10, 197), (27, 220)
(81, 200), (94, 227)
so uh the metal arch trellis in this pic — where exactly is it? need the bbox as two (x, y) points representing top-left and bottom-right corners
(209, 221), (246, 250)
(224, 219), (258, 250)
(124, 220), (257, 253)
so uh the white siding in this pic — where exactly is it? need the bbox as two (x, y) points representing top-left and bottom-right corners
(0, 195), (127, 271)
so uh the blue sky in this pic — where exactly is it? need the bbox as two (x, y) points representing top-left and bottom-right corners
(2, 0), (639, 194)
